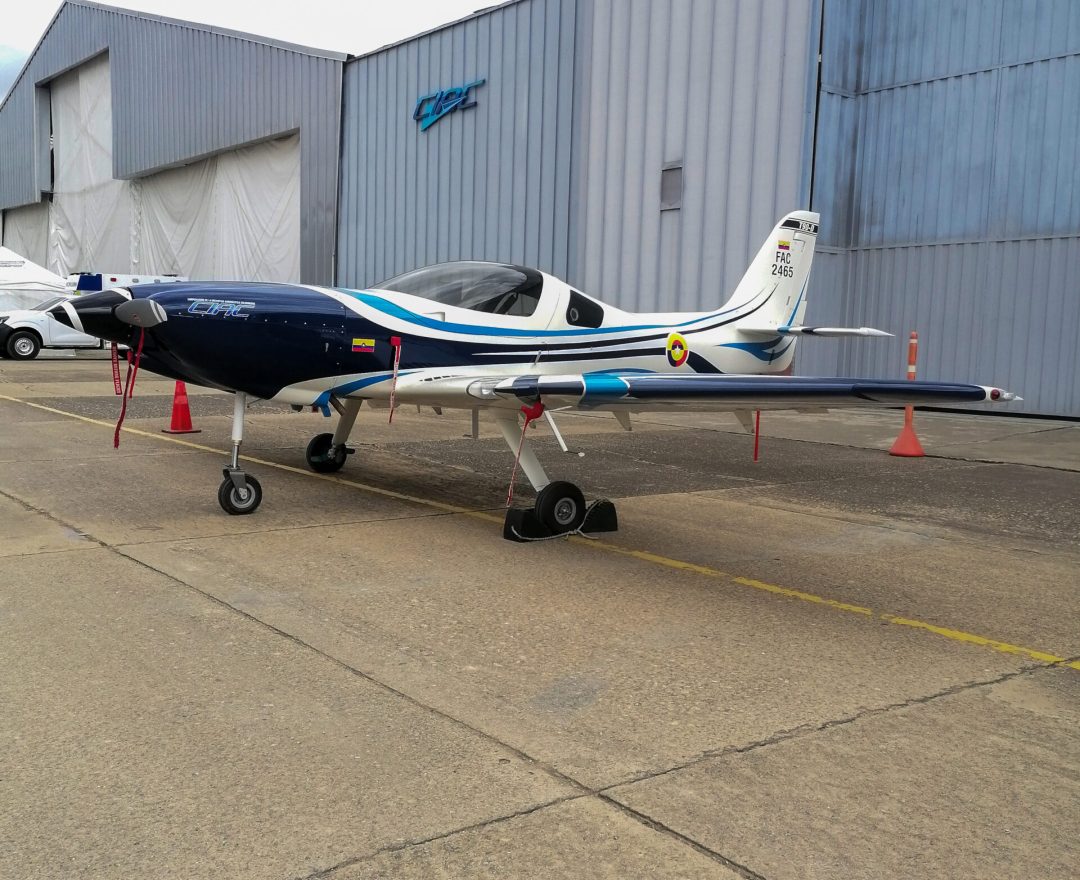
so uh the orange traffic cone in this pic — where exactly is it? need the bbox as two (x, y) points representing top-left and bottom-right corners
(889, 331), (923, 456)
(889, 407), (924, 457)
(162, 381), (201, 434)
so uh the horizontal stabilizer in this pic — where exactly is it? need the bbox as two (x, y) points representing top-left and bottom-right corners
(738, 325), (892, 338)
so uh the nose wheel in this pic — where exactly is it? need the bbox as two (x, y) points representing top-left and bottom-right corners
(218, 471), (262, 515)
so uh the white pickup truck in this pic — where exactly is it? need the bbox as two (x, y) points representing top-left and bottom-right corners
(0, 273), (186, 359)
(0, 295), (102, 359)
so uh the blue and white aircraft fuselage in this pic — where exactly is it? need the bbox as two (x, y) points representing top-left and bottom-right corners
(51, 211), (1015, 534)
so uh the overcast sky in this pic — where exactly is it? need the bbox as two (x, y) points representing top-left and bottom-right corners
(3, 0), (489, 54)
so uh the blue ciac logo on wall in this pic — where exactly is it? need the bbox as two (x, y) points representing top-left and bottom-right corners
(413, 79), (485, 131)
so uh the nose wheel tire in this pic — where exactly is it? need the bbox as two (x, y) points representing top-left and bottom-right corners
(218, 474), (262, 515)
(534, 481), (587, 533)
(305, 432), (348, 473)
(6, 331), (41, 360)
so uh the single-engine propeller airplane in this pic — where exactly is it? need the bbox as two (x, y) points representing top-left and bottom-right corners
(51, 211), (1016, 539)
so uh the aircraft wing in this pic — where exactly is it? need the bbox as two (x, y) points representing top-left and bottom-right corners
(383, 372), (1015, 413)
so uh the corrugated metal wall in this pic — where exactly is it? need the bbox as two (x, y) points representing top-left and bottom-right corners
(336, 0), (820, 305)
(813, 0), (1080, 415)
(0, 0), (343, 284)
(570, 0), (819, 312)
(336, 0), (578, 288)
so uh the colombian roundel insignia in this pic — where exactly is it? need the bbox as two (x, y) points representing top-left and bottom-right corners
(666, 332), (689, 368)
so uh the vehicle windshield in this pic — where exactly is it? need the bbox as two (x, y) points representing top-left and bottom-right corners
(376, 262), (543, 317)
(32, 296), (66, 311)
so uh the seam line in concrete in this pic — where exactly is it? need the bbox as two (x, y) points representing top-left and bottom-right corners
(4, 392), (1078, 672)
(0, 484), (588, 792)
(4, 485), (1072, 880)
(599, 796), (769, 880)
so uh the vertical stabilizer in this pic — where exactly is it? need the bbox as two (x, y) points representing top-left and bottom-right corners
(723, 211), (820, 328)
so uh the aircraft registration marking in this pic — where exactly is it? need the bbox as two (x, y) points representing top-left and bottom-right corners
(2, 391), (1076, 673)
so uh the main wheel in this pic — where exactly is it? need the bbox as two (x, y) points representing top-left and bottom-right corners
(534, 481), (587, 533)
(306, 432), (347, 473)
(6, 330), (41, 360)
(218, 474), (262, 515)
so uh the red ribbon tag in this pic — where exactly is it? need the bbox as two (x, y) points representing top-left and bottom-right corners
(111, 343), (122, 395)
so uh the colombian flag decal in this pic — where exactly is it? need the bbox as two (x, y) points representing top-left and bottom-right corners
(666, 332), (689, 368)
(352, 338), (376, 353)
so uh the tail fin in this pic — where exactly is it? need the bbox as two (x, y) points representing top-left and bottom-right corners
(724, 210), (819, 329)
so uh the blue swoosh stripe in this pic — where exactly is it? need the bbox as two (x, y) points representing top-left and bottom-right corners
(718, 336), (794, 362)
(339, 289), (768, 340)
(319, 371), (419, 399)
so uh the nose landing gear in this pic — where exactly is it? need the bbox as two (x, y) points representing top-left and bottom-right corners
(218, 392), (263, 515)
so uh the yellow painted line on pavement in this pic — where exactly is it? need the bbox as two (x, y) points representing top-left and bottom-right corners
(880, 615), (1080, 668)
(4, 392), (1078, 672)
(0, 394), (493, 517)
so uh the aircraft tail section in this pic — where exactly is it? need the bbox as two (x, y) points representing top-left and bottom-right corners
(724, 211), (820, 330)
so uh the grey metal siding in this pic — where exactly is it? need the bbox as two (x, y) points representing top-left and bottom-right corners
(570, 0), (819, 313)
(838, 240), (1080, 417)
(811, 0), (1080, 415)
(335, 0), (578, 288)
(796, 247), (848, 378)
(0, 1), (343, 284)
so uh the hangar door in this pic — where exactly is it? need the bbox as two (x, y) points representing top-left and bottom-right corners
(3, 53), (299, 283)
(0, 202), (50, 268)
(136, 135), (300, 282)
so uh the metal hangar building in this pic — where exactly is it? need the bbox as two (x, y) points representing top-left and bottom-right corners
(1, 0), (1076, 416)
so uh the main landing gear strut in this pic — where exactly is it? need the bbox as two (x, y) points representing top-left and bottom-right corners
(305, 397), (360, 473)
(496, 403), (618, 542)
(215, 393), (616, 540)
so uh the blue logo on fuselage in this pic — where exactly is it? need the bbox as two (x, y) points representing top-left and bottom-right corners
(413, 79), (485, 131)
(186, 298), (253, 318)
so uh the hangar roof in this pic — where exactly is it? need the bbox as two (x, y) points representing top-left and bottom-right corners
(0, 0), (346, 284)
(2, 0), (347, 115)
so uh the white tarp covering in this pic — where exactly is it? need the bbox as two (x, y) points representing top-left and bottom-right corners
(137, 135), (300, 282)
(3, 54), (299, 283)
(0, 245), (67, 310)
(1, 202), (50, 268)
(48, 53), (132, 276)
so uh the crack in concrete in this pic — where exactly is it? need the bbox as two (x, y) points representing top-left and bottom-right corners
(599, 660), (1064, 795)
(3, 482), (1074, 880)
(0, 485), (590, 794)
(293, 794), (591, 880)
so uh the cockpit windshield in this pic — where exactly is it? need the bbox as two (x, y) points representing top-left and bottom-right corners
(32, 296), (67, 311)
(376, 262), (543, 317)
